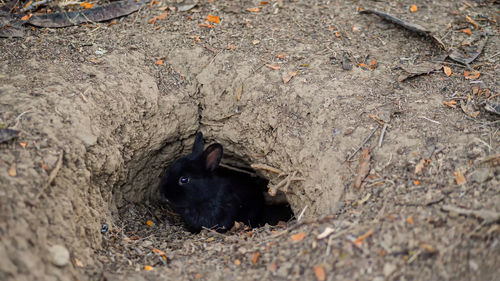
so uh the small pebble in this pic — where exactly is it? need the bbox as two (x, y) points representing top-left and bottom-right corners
(49, 245), (70, 267)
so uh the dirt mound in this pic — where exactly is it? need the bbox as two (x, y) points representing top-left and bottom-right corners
(1, 1), (499, 280)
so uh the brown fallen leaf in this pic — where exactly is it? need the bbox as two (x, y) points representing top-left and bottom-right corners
(443, 65), (452, 77)
(354, 228), (374, 244)
(465, 15), (479, 29)
(461, 28), (472, 35)
(414, 158), (431, 174)
(251, 252), (260, 264)
(266, 64), (280, 70)
(234, 259), (241, 266)
(353, 147), (370, 189)
(8, 163), (16, 177)
(464, 70), (480, 80)
(282, 71), (298, 84)
(206, 14), (220, 24)
(290, 232), (306, 242)
(443, 100), (457, 109)
(314, 265), (326, 281)
(454, 171), (466, 185)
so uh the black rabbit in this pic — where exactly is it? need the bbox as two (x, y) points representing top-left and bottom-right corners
(159, 132), (292, 233)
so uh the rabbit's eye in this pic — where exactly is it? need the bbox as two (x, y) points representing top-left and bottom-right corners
(178, 176), (190, 185)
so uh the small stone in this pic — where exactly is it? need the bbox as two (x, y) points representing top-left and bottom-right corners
(383, 263), (396, 277)
(49, 245), (70, 267)
(470, 168), (490, 183)
(469, 260), (479, 271)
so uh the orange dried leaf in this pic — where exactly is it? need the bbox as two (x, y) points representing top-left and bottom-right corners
(226, 45), (236, 50)
(19, 142), (27, 148)
(276, 53), (287, 59)
(247, 7), (260, 12)
(314, 265), (326, 281)
(461, 28), (472, 35)
(251, 252), (260, 264)
(465, 15), (479, 29)
(414, 180), (420, 185)
(20, 14), (32, 21)
(443, 65), (452, 76)
(108, 21), (116, 26)
(40, 163), (50, 172)
(334, 31), (341, 37)
(74, 258), (84, 267)
(155, 60), (164, 65)
(157, 12), (168, 20)
(149, 0), (158, 7)
(282, 71), (298, 84)
(266, 64), (280, 70)
(357, 5), (364, 12)
(410, 5), (418, 13)
(260, 1), (269, 5)
(206, 14), (220, 24)
(407, 217), (414, 224)
(23, 1), (32, 8)
(443, 100), (457, 108)
(369, 59), (376, 70)
(234, 259), (241, 266)
(354, 228), (374, 244)
(8, 164), (16, 177)
(454, 171), (466, 185)
(81, 2), (95, 9)
(414, 158), (431, 174)
(144, 265), (153, 271)
(291, 232), (306, 242)
(464, 70), (480, 80)
(358, 62), (368, 68)
(199, 24), (215, 28)
(146, 220), (153, 226)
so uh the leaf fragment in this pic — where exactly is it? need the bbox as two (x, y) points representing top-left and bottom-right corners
(251, 252), (260, 264)
(206, 14), (220, 24)
(282, 71), (297, 84)
(454, 171), (466, 185)
(464, 70), (480, 80)
(247, 7), (260, 12)
(8, 163), (16, 177)
(410, 5), (418, 13)
(443, 100), (457, 109)
(290, 232), (306, 242)
(314, 265), (326, 281)
(443, 65), (452, 77)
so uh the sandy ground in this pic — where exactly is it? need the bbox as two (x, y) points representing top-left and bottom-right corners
(1, 0), (499, 280)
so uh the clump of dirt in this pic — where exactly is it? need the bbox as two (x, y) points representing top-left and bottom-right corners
(1, 0), (499, 280)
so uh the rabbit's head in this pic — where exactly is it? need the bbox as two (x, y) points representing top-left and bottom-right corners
(159, 132), (223, 207)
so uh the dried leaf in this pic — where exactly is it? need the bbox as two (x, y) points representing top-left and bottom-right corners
(353, 147), (370, 189)
(247, 7), (260, 12)
(260, 1), (269, 5)
(199, 24), (215, 28)
(290, 232), (306, 242)
(414, 180), (420, 185)
(354, 229), (374, 244)
(81, 2), (95, 9)
(74, 258), (84, 267)
(21, 14), (32, 21)
(144, 265), (153, 271)
(194, 273), (202, 279)
(410, 5), (418, 13)
(443, 100), (457, 108)
(8, 163), (16, 177)
(443, 65), (452, 76)
(276, 53), (287, 59)
(454, 171), (466, 185)
(266, 64), (280, 70)
(146, 220), (153, 226)
(407, 217), (414, 224)
(282, 71), (298, 84)
(414, 158), (431, 174)
(461, 28), (472, 35)
(251, 252), (260, 264)
(314, 265), (326, 281)
(252, 39), (260, 45)
(206, 14), (220, 24)
(19, 142), (27, 148)
(464, 70), (480, 80)
(235, 84), (243, 101)
(465, 15), (479, 29)
(155, 60), (164, 65)
(234, 259), (241, 266)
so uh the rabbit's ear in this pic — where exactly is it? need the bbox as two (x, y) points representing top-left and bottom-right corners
(191, 132), (204, 158)
(203, 144), (223, 172)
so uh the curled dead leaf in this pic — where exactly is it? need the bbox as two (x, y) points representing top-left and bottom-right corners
(443, 100), (457, 108)
(251, 252), (260, 264)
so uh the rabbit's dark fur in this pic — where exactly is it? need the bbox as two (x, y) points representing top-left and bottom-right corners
(159, 132), (292, 233)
